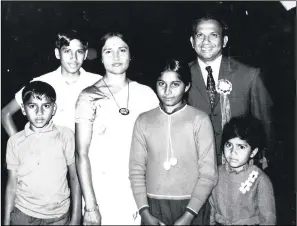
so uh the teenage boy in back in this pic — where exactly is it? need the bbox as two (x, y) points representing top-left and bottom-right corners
(2, 29), (101, 136)
(4, 81), (81, 225)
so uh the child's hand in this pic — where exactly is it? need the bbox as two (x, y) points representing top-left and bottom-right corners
(140, 209), (166, 225)
(83, 209), (101, 225)
(173, 211), (194, 225)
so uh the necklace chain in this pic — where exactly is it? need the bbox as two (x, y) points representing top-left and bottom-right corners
(102, 78), (129, 113)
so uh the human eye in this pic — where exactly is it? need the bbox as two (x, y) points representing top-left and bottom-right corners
(120, 48), (127, 53)
(44, 104), (51, 109)
(63, 49), (71, 53)
(171, 82), (181, 88)
(157, 81), (165, 87)
(211, 33), (219, 38)
(195, 33), (203, 39)
(103, 50), (112, 55)
(225, 142), (232, 148)
(77, 49), (85, 54)
(239, 144), (247, 150)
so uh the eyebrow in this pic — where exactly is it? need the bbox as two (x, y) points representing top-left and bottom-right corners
(237, 143), (248, 146)
(102, 46), (128, 51)
(157, 79), (182, 83)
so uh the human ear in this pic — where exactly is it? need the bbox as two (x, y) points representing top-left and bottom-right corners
(190, 37), (194, 48)
(185, 83), (191, 93)
(84, 49), (88, 60)
(21, 104), (26, 116)
(223, 36), (228, 48)
(52, 103), (57, 116)
(250, 148), (259, 158)
(54, 48), (61, 60)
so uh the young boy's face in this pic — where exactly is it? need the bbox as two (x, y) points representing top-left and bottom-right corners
(21, 95), (56, 132)
(55, 39), (88, 75)
(156, 71), (190, 109)
(224, 137), (258, 171)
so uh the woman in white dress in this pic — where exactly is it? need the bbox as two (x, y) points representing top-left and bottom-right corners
(75, 32), (159, 225)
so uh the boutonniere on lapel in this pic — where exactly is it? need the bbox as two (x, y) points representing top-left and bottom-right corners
(216, 79), (232, 95)
(239, 171), (259, 194)
(216, 79), (232, 130)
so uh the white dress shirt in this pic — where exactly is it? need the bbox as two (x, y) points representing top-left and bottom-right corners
(15, 67), (101, 132)
(197, 55), (222, 87)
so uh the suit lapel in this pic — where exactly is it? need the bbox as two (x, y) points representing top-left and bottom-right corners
(190, 60), (210, 104)
(213, 57), (237, 108)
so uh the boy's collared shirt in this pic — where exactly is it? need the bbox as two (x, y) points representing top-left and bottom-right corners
(6, 120), (75, 219)
(15, 67), (101, 131)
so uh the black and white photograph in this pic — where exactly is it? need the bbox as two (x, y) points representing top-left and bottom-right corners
(1, 1), (295, 225)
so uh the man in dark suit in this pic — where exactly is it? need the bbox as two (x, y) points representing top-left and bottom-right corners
(188, 15), (273, 166)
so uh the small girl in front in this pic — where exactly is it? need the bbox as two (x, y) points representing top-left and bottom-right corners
(129, 59), (218, 225)
(210, 116), (276, 225)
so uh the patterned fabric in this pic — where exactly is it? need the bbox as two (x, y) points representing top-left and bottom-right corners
(206, 66), (216, 109)
(209, 164), (276, 225)
(75, 81), (159, 225)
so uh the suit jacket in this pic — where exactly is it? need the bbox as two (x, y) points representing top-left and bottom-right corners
(188, 56), (273, 164)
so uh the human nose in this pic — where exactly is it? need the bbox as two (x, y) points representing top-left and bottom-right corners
(114, 51), (120, 61)
(165, 86), (171, 95)
(230, 146), (238, 155)
(202, 35), (210, 44)
(36, 107), (43, 115)
(70, 51), (78, 60)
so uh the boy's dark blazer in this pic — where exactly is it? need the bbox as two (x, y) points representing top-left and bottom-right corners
(188, 56), (273, 164)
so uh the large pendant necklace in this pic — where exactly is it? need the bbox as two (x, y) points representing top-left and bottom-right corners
(102, 78), (130, 115)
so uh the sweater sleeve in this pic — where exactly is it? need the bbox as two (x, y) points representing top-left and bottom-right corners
(257, 173), (276, 225)
(187, 114), (218, 214)
(129, 115), (149, 210)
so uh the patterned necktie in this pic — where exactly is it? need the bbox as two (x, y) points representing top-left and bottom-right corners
(206, 66), (216, 109)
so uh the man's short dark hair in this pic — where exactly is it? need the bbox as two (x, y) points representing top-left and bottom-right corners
(55, 29), (88, 50)
(191, 14), (229, 38)
(22, 81), (56, 104)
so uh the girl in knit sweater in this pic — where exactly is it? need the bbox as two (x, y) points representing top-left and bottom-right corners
(129, 59), (218, 225)
(210, 116), (276, 225)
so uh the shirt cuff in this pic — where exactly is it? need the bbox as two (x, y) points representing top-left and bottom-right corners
(187, 196), (204, 214)
(186, 207), (198, 216)
(138, 205), (149, 215)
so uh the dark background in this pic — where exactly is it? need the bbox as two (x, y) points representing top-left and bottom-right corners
(1, 1), (295, 224)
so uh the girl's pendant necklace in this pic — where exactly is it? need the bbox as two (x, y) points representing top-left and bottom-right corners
(103, 78), (130, 115)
